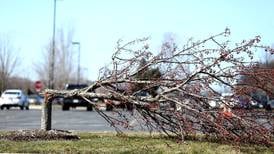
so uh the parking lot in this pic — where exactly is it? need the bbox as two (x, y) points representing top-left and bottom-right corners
(1, 105), (273, 133)
(0, 106), (116, 132)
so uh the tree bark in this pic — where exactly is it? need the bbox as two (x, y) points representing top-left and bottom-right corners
(41, 94), (52, 131)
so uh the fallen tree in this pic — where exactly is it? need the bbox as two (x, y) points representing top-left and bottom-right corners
(43, 28), (274, 146)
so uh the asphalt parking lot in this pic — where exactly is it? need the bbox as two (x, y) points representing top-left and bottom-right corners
(0, 106), (116, 132)
(1, 106), (273, 133)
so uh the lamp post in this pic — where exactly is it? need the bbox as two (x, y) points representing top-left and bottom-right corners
(72, 42), (80, 85)
(49, 0), (56, 90)
(41, 0), (57, 131)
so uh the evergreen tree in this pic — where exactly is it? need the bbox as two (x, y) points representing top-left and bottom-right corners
(132, 58), (161, 97)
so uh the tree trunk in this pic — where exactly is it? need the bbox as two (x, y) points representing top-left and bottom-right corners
(41, 95), (52, 130)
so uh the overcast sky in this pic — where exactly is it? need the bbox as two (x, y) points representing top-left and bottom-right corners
(0, 0), (274, 81)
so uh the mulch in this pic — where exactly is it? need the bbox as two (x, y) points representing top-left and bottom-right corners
(0, 129), (80, 141)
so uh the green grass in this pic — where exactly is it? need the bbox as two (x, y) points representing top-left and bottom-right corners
(0, 132), (273, 154)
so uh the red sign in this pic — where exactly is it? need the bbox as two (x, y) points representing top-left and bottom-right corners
(34, 81), (43, 92)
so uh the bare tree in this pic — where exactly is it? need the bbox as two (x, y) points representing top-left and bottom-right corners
(35, 28), (77, 89)
(44, 28), (274, 146)
(0, 34), (20, 92)
(7, 76), (33, 92)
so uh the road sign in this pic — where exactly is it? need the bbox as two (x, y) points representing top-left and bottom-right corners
(35, 81), (43, 92)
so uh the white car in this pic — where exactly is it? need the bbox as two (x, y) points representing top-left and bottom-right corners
(0, 89), (29, 110)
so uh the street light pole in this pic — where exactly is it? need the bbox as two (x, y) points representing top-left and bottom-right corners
(50, 0), (56, 89)
(72, 42), (80, 85)
(42, 0), (57, 131)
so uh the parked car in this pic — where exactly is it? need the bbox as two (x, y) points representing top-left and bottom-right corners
(28, 94), (44, 105)
(52, 96), (64, 105)
(266, 99), (274, 110)
(0, 89), (29, 110)
(62, 84), (93, 111)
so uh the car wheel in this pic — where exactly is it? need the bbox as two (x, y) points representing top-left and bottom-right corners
(6, 106), (10, 110)
(87, 105), (93, 111)
(0, 106), (4, 110)
(62, 104), (69, 111)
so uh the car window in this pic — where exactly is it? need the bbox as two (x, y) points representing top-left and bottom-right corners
(65, 84), (88, 90)
(4, 92), (20, 95)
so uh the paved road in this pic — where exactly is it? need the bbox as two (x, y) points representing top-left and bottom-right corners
(0, 107), (116, 131)
(1, 107), (273, 132)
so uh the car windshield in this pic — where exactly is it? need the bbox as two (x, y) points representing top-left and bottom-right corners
(65, 84), (88, 90)
(4, 92), (20, 95)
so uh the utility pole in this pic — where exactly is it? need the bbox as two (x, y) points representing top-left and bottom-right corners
(42, 0), (57, 131)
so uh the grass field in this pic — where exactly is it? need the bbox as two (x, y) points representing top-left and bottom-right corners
(0, 132), (273, 153)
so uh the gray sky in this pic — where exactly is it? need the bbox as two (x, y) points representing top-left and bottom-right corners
(0, 0), (274, 80)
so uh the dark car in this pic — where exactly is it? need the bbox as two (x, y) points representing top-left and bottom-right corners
(62, 84), (93, 111)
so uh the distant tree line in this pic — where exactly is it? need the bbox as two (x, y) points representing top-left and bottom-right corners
(0, 27), (92, 94)
(0, 34), (20, 93)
